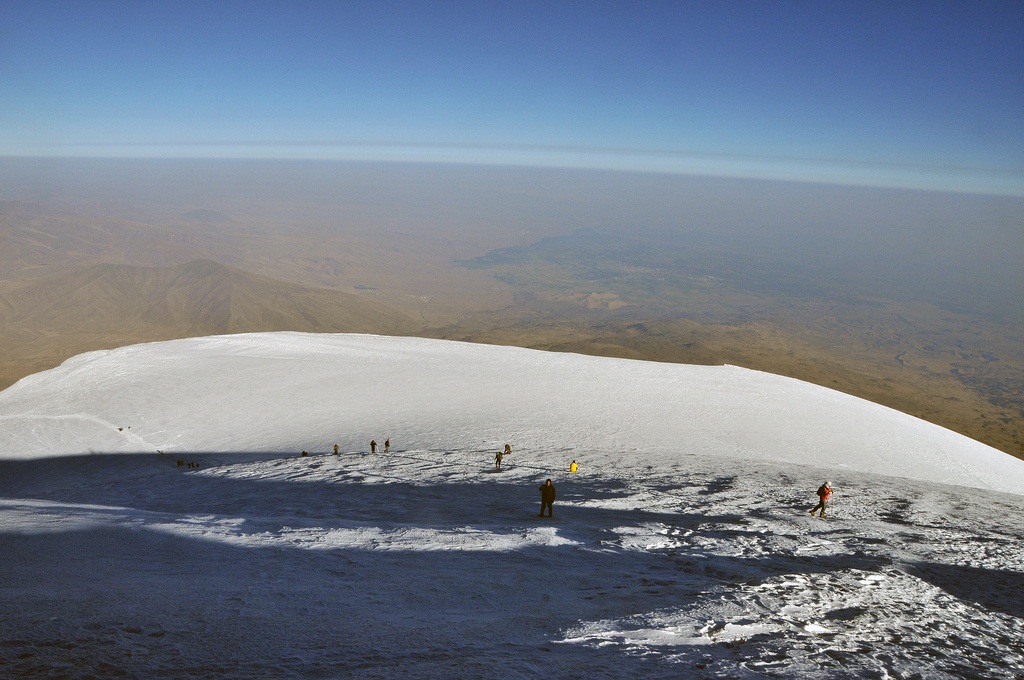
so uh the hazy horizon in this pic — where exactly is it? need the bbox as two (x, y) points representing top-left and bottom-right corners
(3, 156), (1021, 319)
(2, 2), (1022, 196)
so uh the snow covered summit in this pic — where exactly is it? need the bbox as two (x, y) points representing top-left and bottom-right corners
(1, 332), (1021, 494)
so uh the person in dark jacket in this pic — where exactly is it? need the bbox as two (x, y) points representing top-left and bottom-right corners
(538, 479), (556, 517)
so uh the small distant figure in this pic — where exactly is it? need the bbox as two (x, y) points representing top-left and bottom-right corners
(569, 460), (578, 473)
(538, 479), (556, 517)
(810, 481), (832, 518)
(333, 444), (339, 455)
(504, 443), (512, 456)
(177, 459), (184, 467)
(495, 450), (503, 470)
(370, 439), (377, 454)
(384, 438), (390, 453)
(301, 450), (308, 457)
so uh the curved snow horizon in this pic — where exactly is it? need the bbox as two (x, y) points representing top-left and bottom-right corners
(1, 332), (1021, 495)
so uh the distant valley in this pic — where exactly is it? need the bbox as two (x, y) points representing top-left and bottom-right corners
(450, 229), (1024, 457)
(0, 159), (1021, 459)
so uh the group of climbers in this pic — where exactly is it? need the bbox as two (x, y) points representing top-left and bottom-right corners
(274, 436), (835, 521)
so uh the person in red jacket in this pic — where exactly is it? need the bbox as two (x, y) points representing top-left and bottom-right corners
(538, 479), (556, 517)
(810, 481), (832, 517)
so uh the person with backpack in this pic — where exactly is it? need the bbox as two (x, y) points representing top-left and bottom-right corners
(810, 481), (832, 517)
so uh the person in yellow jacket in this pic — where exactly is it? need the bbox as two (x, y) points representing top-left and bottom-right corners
(569, 460), (578, 473)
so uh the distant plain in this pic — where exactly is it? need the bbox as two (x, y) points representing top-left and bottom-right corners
(1, 158), (1021, 458)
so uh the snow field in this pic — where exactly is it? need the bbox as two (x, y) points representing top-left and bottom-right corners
(2, 443), (1022, 677)
(1, 332), (1023, 677)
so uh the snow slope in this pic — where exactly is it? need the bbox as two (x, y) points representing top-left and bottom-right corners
(1, 332), (1019, 493)
(1, 333), (1023, 678)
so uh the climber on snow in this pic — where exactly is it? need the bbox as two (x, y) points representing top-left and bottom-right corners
(810, 481), (832, 517)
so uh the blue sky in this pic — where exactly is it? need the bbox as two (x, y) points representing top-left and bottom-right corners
(2, 0), (1022, 195)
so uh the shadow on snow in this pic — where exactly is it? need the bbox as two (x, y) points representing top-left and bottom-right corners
(1, 451), (1022, 677)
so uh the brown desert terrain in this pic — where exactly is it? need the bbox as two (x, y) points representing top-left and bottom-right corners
(0, 160), (1020, 459)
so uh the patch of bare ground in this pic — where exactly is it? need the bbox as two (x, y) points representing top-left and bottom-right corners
(0, 259), (422, 392)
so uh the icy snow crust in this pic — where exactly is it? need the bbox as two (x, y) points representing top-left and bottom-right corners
(1, 332), (1023, 678)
